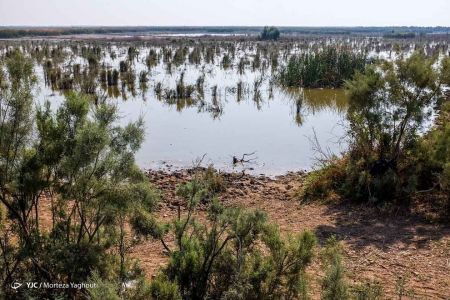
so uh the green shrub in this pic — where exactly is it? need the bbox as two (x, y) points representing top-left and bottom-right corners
(320, 237), (349, 300)
(351, 281), (384, 300)
(414, 101), (450, 215)
(0, 52), (159, 298)
(301, 53), (449, 205)
(299, 159), (347, 202)
(279, 47), (367, 88)
(134, 171), (317, 299)
(149, 275), (182, 300)
(343, 53), (448, 203)
(201, 166), (227, 197)
(88, 272), (121, 300)
(260, 26), (280, 41)
(394, 275), (416, 299)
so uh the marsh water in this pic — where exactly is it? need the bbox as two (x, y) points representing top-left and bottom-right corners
(38, 81), (347, 176)
(26, 42), (356, 175)
(119, 87), (347, 175)
(16, 35), (445, 175)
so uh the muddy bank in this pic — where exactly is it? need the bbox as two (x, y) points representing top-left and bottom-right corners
(146, 168), (305, 207)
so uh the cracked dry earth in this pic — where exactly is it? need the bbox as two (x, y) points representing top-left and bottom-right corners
(129, 169), (450, 299)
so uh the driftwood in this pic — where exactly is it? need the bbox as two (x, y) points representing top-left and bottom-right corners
(232, 151), (257, 165)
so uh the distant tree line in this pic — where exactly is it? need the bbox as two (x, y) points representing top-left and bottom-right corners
(383, 32), (416, 39)
(1, 26), (448, 38)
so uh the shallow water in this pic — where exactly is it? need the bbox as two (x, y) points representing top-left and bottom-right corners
(126, 88), (348, 175)
(40, 87), (348, 176)
(33, 44), (350, 175)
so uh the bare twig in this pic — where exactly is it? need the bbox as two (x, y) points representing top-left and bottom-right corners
(307, 128), (336, 166)
(232, 151), (257, 165)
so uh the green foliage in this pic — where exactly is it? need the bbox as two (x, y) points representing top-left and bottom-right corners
(148, 275), (182, 300)
(260, 26), (281, 41)
(146, 49), (160, 68)
(320, 237), (349, 300)
(424, 102), (450, 176)
(133, 171), (317, 300)
(441, 57), (450, 85)
(222, 53), (232, 69)
(351, 281), (384, 300)
(299, 159), (347, 202)
(200, 166), (227, 198)
(88, 272), (122, 300)
(0, 51), (35, 188)
(415, 100), (450, 215)
(342, 51), (446, 203)
(0, 53), (158, 299)
(279, 47), (367, 88)
(301, 52), (449, 206)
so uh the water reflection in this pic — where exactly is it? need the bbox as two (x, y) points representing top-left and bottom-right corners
(282, 88), (348, 125)
(37, 71), (349, 175)
(129, 87), (348, 175)
(148, 85), (349, 126)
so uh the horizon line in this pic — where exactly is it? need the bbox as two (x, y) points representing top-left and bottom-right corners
(1, 25), (450, 28)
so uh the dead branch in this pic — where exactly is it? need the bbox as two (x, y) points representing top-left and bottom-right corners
(307, 128), (335, 166)
(232, 151), (257, 165)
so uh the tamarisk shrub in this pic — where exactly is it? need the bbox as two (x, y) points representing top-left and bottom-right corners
(132, 168), (317, 299)
(0, 52), (158, 299)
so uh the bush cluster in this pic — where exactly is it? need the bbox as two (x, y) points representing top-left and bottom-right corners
(0, 51), (159, 299)
(299, 52), (450, 215)
(132, 167), (317, 299)
(279, 47), (367, 88)
(260, 26), (281, 41)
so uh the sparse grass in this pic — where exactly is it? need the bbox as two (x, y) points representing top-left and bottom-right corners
(200, 166), (227, 197)
(351, 281), (384, 300)
(298, 158), (347, 203)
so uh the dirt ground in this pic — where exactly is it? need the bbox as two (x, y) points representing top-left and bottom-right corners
(129, 169), (450, 299)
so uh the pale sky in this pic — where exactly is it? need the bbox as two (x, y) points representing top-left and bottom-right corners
(0, 0), (449, 27)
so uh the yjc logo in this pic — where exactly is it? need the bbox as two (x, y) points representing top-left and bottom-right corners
(11, 282), (22, 289)
(26, 282), (40, 288)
